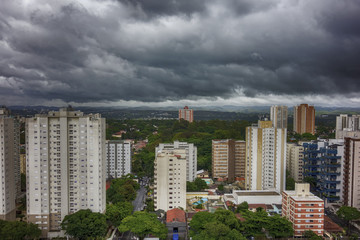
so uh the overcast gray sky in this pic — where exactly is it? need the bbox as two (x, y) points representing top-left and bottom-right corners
(0, 0), (359, 107)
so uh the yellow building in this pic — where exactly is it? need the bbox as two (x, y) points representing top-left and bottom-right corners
(245, 121), (287, 192)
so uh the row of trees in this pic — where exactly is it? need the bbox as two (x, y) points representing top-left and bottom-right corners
(189, 207), (294, 239)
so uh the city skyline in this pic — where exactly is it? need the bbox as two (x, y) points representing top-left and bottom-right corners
(0, 0), (359, 107)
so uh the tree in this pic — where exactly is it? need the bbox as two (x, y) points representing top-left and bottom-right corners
(0, 220), (41, 240)
(118, 212), (167, 240)
(303, 230), (323, 240)
(192, 222), (246, 240)
(106, 202), (133, 227)
(266, 215), (294, 238)
(286, 170), (295, 190)
(236, 201), (249, 213)
(189, 209), (245, 239)
(218, 184), (224, 191)
(61, 209), (107, 240)
(337, 206), (360, 231)
(187, 178), (208, 192)
(107, 175), (140, 204)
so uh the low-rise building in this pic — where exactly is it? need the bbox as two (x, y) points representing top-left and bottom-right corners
(282, 183), (324, 237)
(166, 208), (187, 240)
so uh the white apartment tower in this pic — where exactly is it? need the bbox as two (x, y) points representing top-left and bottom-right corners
(245, 121), (287, 192)
(26, 108), (106, 238)
(156, 141), (197, 182)
(106, 140), (132, 179)
(336, 114), (360, 139)
(0, 107), (19, 220)
(154, 149), (187, 211)
(270, 105), (288, 128)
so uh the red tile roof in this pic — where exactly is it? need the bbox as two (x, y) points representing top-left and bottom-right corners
(324, 216), (343, 233)
(166, 208), (186, 223)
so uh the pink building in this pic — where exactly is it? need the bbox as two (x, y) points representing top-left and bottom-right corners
(179, 106), (193, 122)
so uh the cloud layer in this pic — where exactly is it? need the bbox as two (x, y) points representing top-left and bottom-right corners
(0, 0), (359, 106)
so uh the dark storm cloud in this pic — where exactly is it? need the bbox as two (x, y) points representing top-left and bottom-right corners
(0, 0), (359, 105)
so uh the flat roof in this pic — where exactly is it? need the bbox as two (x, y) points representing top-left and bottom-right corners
(234, 191), (280, 196)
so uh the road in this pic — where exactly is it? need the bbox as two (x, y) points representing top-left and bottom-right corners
(116, 178), (148, 240)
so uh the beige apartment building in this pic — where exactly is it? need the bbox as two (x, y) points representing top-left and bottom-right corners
(343, 137), (360, 209)
(282, 183), (324, 237)
(270, 105), (288, 128)
(157, 141), (197, 182)
(178, 106), (193, 122)
(154, 148), (187, 211)
(245, 121), (287, 192)
(212, 139), (246, 182)
(0, 107), (19, 220)
(286, 143), (304, 182)
(293, 104), (315, 135)
(26, 108), (106, 238)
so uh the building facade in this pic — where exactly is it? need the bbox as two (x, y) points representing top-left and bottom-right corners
(270, 105), (288, 128)
(0, 107), (19, 220)
(335, 114), (360, 139)
(293, 104), (315, 135)
(154, 149), (187, 211)
(245, 121), (287, 192)
(106, 140), (131, 179)
(343, 137), (360, 209)
(156, 141), (197, 182)
(26, 108), (106, 237)
(286, 143), (304, 182)
(302, 140), (343, 203)
(178, 106), (193, 122)
(212, 139), (246, 182)
(282, 183), (324, 237)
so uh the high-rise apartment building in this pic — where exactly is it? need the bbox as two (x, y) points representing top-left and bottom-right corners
(154, 149), (187, 211)
(178, 106), (193, 122)
(335, 114), (360, 139)
(270, 105), (288, 128)
(245, 121), (287, 192)
(286, 143), (304, 182)
(156, 141), (197, 182)
(282, 183), (324, 237)
(0, 107), (19, 220)
(26, 108), (106, 238)
(212, 139), (246, 182)
(293, 104), (315, 135)
(106, 140), (131, 179)
(343, 137), (360, 209)
(302, 139), (343, 203)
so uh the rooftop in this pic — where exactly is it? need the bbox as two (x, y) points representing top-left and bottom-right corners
(166, 208), (186, 223)
(234, 191), (280, 196)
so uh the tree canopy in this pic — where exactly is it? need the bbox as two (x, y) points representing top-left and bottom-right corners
(189, 209), (245, 239)
(0, 220), (41, 240)
(107, 174), (140, 204)
(118, 211), (167, 240)
(106, 202), (133, 227)
(337, 206), (360, 222)
(61, 209), (107, 240)
(187, 178), (208, 191)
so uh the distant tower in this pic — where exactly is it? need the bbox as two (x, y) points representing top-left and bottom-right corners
(270, 105), (288, 128)
(0, 107), (19, 221)
(178, 106), (193, 122)
(293, 104), (315, 135)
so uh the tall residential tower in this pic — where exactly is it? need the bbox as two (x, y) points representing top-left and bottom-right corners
(245, 121), (287, 192)
(0, 107), (19, 220)
(270, 105), (288, 128)
(26, 108), (106, 238)
(178, 106), (193, 123)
